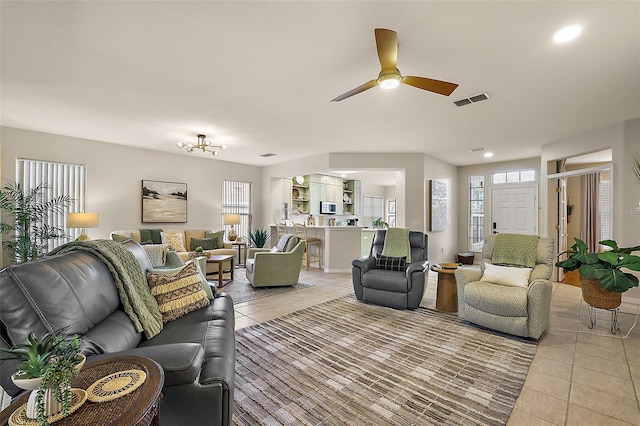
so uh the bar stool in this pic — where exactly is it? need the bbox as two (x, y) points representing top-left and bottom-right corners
(276, 222), (288, 241)
(293, 222), (321, 270)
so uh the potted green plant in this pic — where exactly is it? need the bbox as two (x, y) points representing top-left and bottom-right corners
(0, 182), (72, 263)
(556, 237), (640, 308)
(371, 218), (388, 229)
(2, 329), (84, 425)
(247, 228), (272, 248)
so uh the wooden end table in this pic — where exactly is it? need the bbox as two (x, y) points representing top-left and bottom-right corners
(431, 265), (459, 313)
(0, 355), (164, 426)
(205, 254), (235, 288)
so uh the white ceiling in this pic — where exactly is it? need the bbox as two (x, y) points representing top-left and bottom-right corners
(1, 1), (639, 176)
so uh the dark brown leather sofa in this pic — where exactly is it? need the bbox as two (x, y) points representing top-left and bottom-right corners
(0, 240), (235, 426)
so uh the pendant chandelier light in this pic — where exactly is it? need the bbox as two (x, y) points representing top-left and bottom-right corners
(176, 134), (226, 156)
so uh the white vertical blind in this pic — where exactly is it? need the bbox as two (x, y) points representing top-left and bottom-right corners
(222, 180), (252, 240)
(600, 179), (612, 243)
(16, 158), (87, 250)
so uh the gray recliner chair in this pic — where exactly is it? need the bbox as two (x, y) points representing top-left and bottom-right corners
(352, 230), (429, 310)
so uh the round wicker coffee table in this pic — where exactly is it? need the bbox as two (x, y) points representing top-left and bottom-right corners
(0, 356), (164, 426)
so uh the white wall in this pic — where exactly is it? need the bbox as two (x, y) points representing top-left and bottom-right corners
(424, 154), (458, 264)
(1, 126), (263, 241)
(457, 157), (540, 253)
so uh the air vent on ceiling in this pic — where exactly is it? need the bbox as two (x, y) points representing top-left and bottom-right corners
(260, 153), (277, 157)
(454, 93), (489, 107)
(468, 147), (487, 153)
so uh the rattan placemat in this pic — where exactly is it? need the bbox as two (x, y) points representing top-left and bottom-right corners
(9, 389), (87, 426)
(86, 369), (147, 403)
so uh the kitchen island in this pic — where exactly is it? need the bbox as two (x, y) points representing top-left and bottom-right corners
(270, 224), (362, 272)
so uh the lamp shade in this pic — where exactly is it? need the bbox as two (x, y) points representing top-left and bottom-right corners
(66, 212), (99, 228)
(223, 214), (241, 225)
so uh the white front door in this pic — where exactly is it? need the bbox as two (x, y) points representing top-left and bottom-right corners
(491, 186), (537, 235)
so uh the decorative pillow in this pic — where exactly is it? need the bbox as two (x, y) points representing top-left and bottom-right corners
(276, 234), (294, 252)
(190, 237), (218, 251)
(481, 262), (533, 288)
(111, 233), (133, 242)
(270, 246), (280, 253)
(161, 232), (186, 252)
(140, 240), (154, 245)
(148, 259), (214, 299)
(146, 262), (210, 322)
(140, 228), (163, 244)
(205, 231), (225, 249)
(375, 255), (407, 271)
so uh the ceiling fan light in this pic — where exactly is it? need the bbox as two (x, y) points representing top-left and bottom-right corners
(554, 25), (582, 43)
(379, 74), (401, 89)
(221, 145), (227, 150)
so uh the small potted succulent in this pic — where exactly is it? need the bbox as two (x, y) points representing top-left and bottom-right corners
(556, 237), (640, 308)
(2, 329), (84, 425)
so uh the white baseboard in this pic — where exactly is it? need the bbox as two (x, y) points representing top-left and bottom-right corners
(323, 268), (352, 273)
(623, 296), (640, 305)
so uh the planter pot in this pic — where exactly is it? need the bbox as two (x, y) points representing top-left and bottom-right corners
(11, 354), (86, 420)
(580, 276), (622, 309)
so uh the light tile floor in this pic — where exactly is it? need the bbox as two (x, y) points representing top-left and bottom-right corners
(231, 267), (640, 426)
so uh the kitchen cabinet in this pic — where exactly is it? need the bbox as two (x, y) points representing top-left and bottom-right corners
(291, 175), (309, 214)
(342, 179), (361, 215)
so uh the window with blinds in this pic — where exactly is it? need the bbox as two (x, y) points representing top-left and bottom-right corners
(222, 180), (252, 240)
(362, 195), (383, 227)
(468, 175), (485, 251)
(16, 158), (87, 250)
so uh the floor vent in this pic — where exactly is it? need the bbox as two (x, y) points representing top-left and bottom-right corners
(454, 93), (489, 107)
(260, 153), (277, 157)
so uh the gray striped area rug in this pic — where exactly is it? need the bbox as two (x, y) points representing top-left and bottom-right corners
(234, 296), (537, 425)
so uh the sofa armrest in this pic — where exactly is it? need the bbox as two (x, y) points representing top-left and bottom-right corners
(85, 343), (204, 387)
(352, 256), (376, 273)
(454, 268), (483, 287)
(527, 279), (553, 339)
(406, 260), (429, 277)
(248, 247), (271, 260)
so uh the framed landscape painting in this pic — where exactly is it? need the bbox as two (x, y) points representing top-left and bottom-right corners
(142, 180), (187, 223)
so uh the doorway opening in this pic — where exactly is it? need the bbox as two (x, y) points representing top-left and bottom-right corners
(547, 149), (613, 284)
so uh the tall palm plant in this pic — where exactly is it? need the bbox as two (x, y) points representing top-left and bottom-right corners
(0, 182), (72, 263)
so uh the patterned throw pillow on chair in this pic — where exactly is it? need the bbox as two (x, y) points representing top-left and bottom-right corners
(375, 255), (407, 271)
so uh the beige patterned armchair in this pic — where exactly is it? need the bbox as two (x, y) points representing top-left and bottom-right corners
(454, 234), (555, 339)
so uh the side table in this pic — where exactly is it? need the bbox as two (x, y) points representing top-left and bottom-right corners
(229, 241), (247, 267)
(205, 254), (235, 288)
(431, 265), (458, 313)
(0, 356), (164, 426)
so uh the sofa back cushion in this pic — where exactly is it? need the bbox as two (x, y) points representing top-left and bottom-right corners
(0, 251), (122, 347)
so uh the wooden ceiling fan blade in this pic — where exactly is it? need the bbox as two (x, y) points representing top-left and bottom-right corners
(330, 80), (379, 102)
(374, 28), (398, 72)
(401, 76), (459, 96)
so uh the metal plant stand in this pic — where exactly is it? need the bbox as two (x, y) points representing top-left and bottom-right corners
(587, 304), (620, 334)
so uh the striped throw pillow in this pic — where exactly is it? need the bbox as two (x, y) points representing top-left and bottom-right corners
(146, 262), (210, 323)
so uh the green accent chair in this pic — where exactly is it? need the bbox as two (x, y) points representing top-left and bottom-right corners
(246, 235), (305, 287)
(455, 234), (555, 339)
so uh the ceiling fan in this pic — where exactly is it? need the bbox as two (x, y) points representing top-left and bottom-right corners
(331, 28), (459, 102)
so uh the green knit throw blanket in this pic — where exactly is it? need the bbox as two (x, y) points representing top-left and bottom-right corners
(49, 240), (163, 339)
(382, 228), (412, 263)
(492, 234), (539, 268)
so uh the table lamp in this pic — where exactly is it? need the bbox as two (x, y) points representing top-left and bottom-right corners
(66, 212), (99, 241)
(223, 214), (240, 241)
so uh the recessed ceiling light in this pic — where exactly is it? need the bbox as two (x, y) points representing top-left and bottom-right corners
(484, 152), (494, 158)
(553, 25), (582, 43)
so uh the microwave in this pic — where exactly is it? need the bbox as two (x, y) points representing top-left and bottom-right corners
(320, 201), (337, 214)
